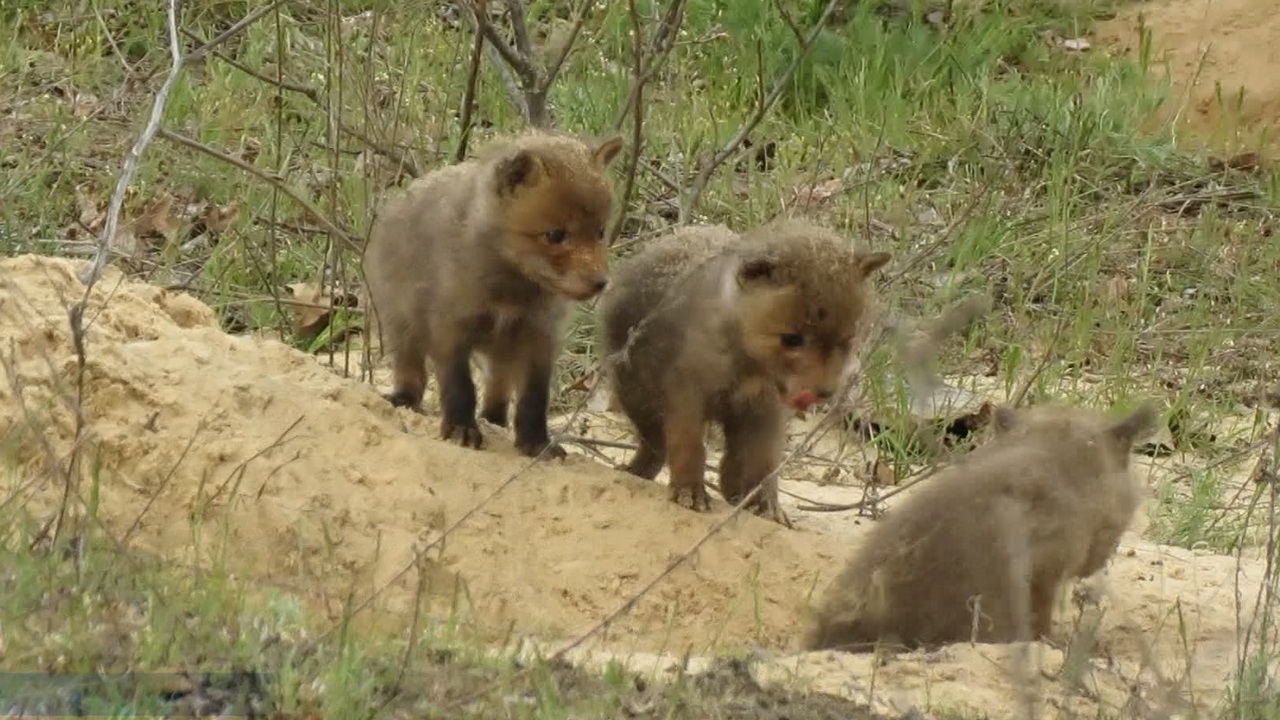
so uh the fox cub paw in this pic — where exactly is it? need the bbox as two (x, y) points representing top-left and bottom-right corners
(384, 390), (424, 412)
(669, 482), (712, 512)
(440, 418), (485, 449)
(515, 437), (568, 460)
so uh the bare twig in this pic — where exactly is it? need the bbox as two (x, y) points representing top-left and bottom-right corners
(180, 28), (424, 178)
(181, 0), (285, 65)
(541, 0), (593, 91)
(464, 0), (595, 128)
(678, 0), (844, 223)
(80, 0), (185, 288)
(609, 0), (687, 131)
(157, 129), (362, 251)
(455, 0), (489, 162)
(605, 0), (648, 247)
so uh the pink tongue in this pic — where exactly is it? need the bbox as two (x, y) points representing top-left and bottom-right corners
(788, 390), (819, 411)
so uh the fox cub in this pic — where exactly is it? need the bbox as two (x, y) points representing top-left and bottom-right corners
(804, 401), (1157, 652)
(599, 219), (891, 518)
(363, 129), (624, 457)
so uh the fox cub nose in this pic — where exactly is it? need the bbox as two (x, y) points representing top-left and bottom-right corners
(815, 389), (835, 401)
(590, 276), (609, 293)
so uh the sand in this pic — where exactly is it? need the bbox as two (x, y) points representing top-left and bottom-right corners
(1098, 0), (1280, 157)
(1, 252), (1272, 719)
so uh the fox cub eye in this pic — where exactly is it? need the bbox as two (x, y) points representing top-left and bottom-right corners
(780, 333), (804, 348)
(545, 229), (567, 244)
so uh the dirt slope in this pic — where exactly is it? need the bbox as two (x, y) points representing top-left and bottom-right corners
(0, 254), (1270, 718)
(1098, 0), (1280, 156)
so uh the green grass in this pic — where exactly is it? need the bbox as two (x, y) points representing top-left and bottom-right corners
(2, 0), (1279, 716)
(0, 507), (891, 718)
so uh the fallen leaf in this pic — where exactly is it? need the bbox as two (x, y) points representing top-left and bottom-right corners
(75, 185), (103, 232)
(132, 193), (182, 243)
(1104, 274), (1130, 305)
(916, 206), (943, 226)
(871, 458), (898, 487)
(1061, 37), (1091, 51)
(790, 177), (844, 208)
(285, 282), (335, 342)
(284, 282), (361, 346)
(202, 201), (240, 233)
(112, 225), (142, 258)
(1208, 152), (1263, 175)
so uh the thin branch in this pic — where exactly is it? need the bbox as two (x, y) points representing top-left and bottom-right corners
(181, 27), (423, 178)
(609, 0), (686, 131)
(541, 0), (594, 91)
(182, 0), (285, 65)
(476, 6), (535, 82)
(605, 0), (646, 247)
(456, 0), (489, 162)
(157, 129), (362, 252)
(679, 0), (844, 223)
(80, 0), (185, 288)
(503, 0), (535, 62)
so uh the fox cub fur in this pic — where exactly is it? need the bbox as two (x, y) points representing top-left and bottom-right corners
(599, 219), (891, 517)
(363, 129), (624, 457)
(804, 401), (1158, 652)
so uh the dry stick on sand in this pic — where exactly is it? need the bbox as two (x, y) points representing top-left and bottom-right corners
(678, 0), (844, 223)
(61, 0), (184, 548)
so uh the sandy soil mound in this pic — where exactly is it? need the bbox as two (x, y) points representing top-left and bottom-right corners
(1098, 0), (1280, 156)
(0, 254), (1270, 718)
(0, 254), (834, 654)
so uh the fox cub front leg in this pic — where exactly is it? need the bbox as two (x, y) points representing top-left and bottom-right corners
(435, 341), (485, 450)
(511, 334), (567, 460)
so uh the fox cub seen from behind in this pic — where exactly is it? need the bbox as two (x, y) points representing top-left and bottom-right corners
(803, 401), (1158, 652)
(599, 219), (891, 519)
(363, 129), (625, 458)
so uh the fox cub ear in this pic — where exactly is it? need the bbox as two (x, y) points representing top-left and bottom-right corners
(992, 405), (1021, 434)
(592, 135), (625, 169)
(1106, 401), (1159, 449)
(853, 251), (891, 279)
(736, 256), (777, 286)
(495, 150), (544, 196)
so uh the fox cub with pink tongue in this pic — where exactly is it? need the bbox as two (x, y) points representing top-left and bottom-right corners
(599, 219), (890, 522)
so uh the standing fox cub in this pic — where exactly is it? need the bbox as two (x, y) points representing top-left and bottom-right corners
(363, 129), (624, 457)
(803, 401), (1158, 653)
(599, 219), (891, 517)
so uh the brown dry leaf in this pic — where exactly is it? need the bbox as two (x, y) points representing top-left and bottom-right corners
(284, 282), (335, 341)
(790, 177), (845, 208)
(1105, 274), (1130, 305)
(871, 458), (898, 487)
(112, 225), (142, 258)
(75, 185), (103, 232)
(70, 91), (101, 118)
(203, 201), (241, 233)
(133, 194), (183, 243)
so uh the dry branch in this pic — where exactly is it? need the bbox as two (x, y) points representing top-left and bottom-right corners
(80, 0), (185, 289)
(605, 0), (688, 246)
(455, 0), (490, 161)
(678, 0), (844, 223)
(157, 129), (362, 252)
(180, 27), (423, 178)
(464, 0), (595, 128)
